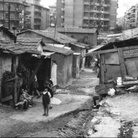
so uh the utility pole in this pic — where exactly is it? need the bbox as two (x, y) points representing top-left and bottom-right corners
(3, 0), (4, 26)
(8, 3), (11, 29)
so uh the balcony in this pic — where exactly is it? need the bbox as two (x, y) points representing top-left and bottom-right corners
(84, 1), (90, 5)
(34, 15), (41, 20)
(102, 3), (110, 7)
(103, 18), (110, 21)
(82, 24), (89, 27)
(34, 9), (41, 13)
(90, 2), (101, 6)
(100, 10), (110, 14)
(83, 16), (89, 20)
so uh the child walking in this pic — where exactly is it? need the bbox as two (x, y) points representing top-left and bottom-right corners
(42, 87), (51, 116)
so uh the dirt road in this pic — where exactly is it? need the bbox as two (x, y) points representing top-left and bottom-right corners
(0, 68), (99, 137)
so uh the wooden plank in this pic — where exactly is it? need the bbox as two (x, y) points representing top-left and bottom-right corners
(118, 48), (127, 78)
(0, 54), (2, 102)
(12, 56), (19, 105)
(100, 54), (105, 84)
(92, 45), (138, 55)
(92, 48), (118, 55)
(123, 48), (138, 58)
(1, 95), (13, 103)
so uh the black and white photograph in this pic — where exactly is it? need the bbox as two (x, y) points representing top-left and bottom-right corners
(0, 0), (138, 137)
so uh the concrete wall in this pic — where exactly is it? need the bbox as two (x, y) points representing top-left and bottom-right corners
(64, 0), (74, 27)
(41, 8), (50, 30)
(110, 0), (118, 30)
(74, 0), (83, 27)
(51, 53), (73, 88)
(56, 0), (63, 27)
(63, 54), (73, 86)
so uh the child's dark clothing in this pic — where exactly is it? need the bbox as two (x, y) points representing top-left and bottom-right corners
(42, 91), (51, 116)
(42, 91), (51, 105)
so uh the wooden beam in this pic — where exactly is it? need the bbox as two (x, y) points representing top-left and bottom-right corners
(92, 48), (118, 55)
(0, 54), (2, 102)
(118, 48), (127, 78)
(1, 95), (13, 103)
(100, 54), (105, 84)
(13, 56), (19, 105)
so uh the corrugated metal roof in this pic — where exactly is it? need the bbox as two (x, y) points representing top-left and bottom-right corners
(33, 30), (77, 44)
(0, 43), (40, 55)
(54, 27), (97, 34)
(70, 42), (89, 49)
(0, 37), (42, 55)
(43, 44), (74, 56)
(17, 29), (77, 44)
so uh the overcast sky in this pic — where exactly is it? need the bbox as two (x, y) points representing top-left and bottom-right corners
(40, 0), (138, 18)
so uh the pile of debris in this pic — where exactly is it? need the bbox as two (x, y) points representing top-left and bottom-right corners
(86, 75), (138, 137)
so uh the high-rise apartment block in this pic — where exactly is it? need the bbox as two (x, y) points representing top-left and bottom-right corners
(124, 4), (138, 29)
(56, 0), (118, 31)
(0, 0), (50, 30)
(0, 0), (30, 30)
(49, 5), (56, 27)
(26, 0), (50, 30)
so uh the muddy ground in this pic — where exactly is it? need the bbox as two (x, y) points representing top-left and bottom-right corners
(0, 68), (98, 137)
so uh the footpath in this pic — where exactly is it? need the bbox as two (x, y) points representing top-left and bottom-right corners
(0, 68), (99, 137)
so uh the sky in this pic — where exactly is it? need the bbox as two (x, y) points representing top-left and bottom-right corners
(40, 0), (138, 18)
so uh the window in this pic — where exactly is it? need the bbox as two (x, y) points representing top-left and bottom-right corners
(94, 13), (97, 18)
(101, 7), (104, 11)
(94, 6), (97, 11)
(100, 21), (104, 26)
(93, 21), (97, 26)
(101, 0), (105, 4)
(101, 14), (104, 18)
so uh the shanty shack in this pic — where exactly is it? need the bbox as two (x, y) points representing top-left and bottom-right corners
(43, 44), (74, 88)
(0, 37), (53, 105)
(56, 27), (98, 47)
(0, 25), (16, 43)
(17, 29), (88, 76)
(87, 37), (138, 84)
(17, 29), (77, 45)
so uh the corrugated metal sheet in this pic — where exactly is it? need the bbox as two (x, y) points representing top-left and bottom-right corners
(0, 42), (40, 55)
(43, 44), (74, 56)
(17, 29), (77, 44)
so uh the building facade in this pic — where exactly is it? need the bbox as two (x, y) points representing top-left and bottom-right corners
(26, 0), (50, 30)
(0, 0), (30, 30)
(56, 0), (118, 31)
(49, 5), (56, 27)
(124, 4), (138, 30)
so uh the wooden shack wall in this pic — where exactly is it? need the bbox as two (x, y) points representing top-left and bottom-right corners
(0, 53), (12, 101)
(99, 46), (138, 84)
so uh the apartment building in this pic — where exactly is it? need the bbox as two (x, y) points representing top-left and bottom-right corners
(0, 0), (30, 30)
(49, 5), (56, 27)
(56, 0), (118, 31)
(26, 0), (50, 30)
(124, 4), (138, 29)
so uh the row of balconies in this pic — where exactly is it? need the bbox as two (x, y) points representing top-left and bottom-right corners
(84, 1), (110, 7)
(83, 23), (109, 28)
(84, 9), (110, 14)
(0, 17), (20, 21)
(83, 16), (110, 21)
